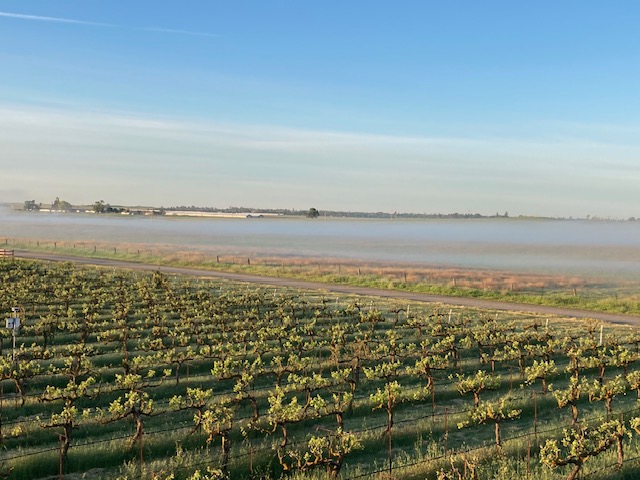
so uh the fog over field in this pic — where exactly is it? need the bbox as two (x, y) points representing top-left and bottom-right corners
(4, 206), (640, 278)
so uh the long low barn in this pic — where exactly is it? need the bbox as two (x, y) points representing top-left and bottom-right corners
(164, 210), (282, 218)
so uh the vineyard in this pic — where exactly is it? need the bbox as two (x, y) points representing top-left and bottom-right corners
(1, 260), (640, 479)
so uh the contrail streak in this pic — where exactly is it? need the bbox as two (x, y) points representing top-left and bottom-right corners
(0, 10), (216, 38)
(0, 11), (114, 27)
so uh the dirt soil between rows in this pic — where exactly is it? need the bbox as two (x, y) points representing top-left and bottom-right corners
(15, 250), (640, 327)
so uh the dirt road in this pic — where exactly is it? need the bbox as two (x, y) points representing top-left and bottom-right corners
(14, 250), (640, 326)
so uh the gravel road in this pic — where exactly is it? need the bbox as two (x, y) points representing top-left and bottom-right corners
(14, 250), (640, 326)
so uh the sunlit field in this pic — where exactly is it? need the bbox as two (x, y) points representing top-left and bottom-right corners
(2, 259), (640, 479)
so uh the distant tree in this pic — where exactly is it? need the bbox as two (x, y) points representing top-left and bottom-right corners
(93, 200), (106, 214)
(52, 197), (72, 211)
(23, 200), (39, 211)
(307, 208), (320, 218)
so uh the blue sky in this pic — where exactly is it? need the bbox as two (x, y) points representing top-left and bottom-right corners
(1, 1), (640, 217)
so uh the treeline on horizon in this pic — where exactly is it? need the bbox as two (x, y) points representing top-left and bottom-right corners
(171, 205), (509, 219)
(15, 199), (640, 221)
(165, 206), (636, 221)
(18, 199), (509, 219)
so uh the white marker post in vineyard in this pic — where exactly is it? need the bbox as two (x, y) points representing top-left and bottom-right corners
(5, 307), (22, 367)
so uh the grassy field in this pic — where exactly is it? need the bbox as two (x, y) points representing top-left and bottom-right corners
(1, 259), (640, 479)
(6, 237), (640, 316)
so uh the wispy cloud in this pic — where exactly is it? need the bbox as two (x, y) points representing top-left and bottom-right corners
(0, 10), (216, 38)
(1, 103), (638, 217)
(0, 11), (113, 27)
